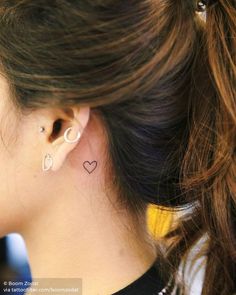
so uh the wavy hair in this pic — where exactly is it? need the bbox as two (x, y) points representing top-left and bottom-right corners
(0, 0), (235, 294)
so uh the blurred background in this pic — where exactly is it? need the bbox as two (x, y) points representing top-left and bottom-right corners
(0, 234), (31, 294)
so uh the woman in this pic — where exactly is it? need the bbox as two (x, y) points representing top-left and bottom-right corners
(0, 0), (235, 294)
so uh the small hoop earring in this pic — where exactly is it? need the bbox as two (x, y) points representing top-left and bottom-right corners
(42, 153), (53, 171)
(64, 127), (81, 143)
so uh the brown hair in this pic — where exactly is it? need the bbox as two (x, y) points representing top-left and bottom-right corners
(0, 0), (235, 294)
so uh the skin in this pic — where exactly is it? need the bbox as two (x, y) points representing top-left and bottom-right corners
(0, 75), (157, 295)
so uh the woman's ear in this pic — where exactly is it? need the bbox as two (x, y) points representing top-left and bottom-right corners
(48, 106), (90, 172)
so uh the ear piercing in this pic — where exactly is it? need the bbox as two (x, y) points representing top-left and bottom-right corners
(41, 127), (81, 171)
(39, 126), (45, 133)
(42, 153), (53, 171)
(64, 127), (81, 143)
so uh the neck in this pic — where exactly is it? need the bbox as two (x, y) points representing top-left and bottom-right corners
(21, 190), (157, 295)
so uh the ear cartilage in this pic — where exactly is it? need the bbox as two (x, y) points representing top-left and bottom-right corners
(52, 137), (65, 146)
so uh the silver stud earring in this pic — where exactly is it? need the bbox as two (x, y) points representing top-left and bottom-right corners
(64, 127), (81, 143)
(42, 153), (53, 171)
(39, 126), (45, 133)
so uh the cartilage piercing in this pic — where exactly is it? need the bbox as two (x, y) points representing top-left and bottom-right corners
(64, 127), (81, 143)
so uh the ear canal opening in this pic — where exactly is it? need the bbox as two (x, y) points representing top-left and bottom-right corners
(49, 119), (63, 141)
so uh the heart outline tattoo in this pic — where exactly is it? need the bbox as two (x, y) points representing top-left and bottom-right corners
(83, 161), (97, 174)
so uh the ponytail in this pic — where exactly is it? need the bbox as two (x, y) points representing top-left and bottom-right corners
(201, 1), (236, 293)
(165, 1), (236, 294)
